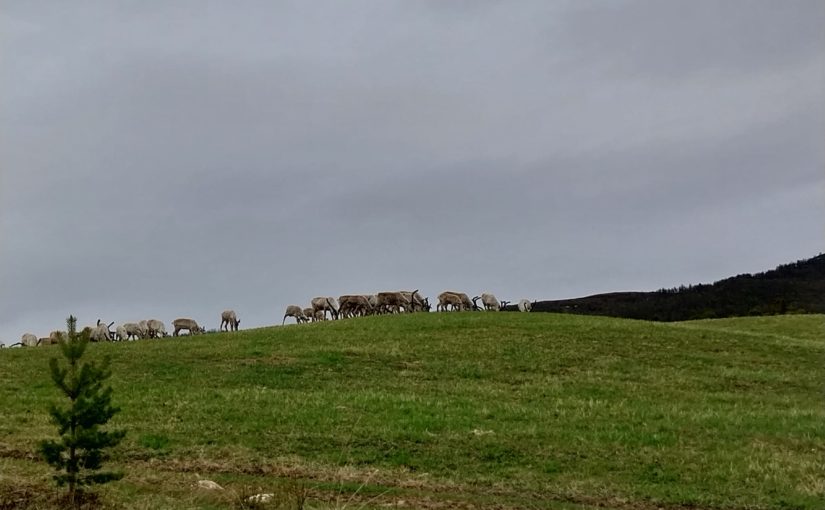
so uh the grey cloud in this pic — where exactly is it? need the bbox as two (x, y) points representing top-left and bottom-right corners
(552, 0), (825, 79)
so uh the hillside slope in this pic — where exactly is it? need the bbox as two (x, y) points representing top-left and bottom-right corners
(530, 254), (825, 321)
(1, 313), (823, 509)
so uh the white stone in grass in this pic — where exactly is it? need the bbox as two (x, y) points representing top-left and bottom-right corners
(247, 493), (275, 503)
(196, 479), (224, 490)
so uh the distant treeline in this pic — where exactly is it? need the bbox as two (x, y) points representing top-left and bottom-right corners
(521, 254), (825, 322)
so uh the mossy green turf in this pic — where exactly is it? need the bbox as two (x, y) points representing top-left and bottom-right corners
(1, 313), (823, 509)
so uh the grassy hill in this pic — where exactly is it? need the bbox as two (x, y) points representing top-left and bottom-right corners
(529, 254), (825, 321)
(1, 312), (823, 509)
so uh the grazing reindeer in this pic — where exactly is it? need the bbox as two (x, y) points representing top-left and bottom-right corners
(338, 295), (373, 318)
(438, 292), (476, 311)
(376, 291), (415, 314)
(147, 319), (167, 338)
(311, 297), (339, 320)
(20, 333), (38, 347)
(89, 320), (114, 342)
(283, 305), (309, 325)
(221, 310), (241, 331)
(478, 293), (500, 311)
(400, 290), (428, 312)
(172, 318), (204, 336)
(122, 322), (148, 340)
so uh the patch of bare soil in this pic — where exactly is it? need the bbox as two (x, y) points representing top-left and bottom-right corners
(2, 451), (722, 510)
(0, 443), (37, 462)
(129, 457), (720, 510)
(0, 483), (42, 510)
(0, 479), (112, 510)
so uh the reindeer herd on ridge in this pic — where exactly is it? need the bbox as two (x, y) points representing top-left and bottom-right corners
(283, 291), (533, 324)
(284, 290), (429, 324)
(3, 291), (534, 348)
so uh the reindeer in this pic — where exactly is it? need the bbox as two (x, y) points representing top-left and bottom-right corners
(338, 295), (373, 318)
(518, 299), (533, 312)
(477, 293), (501, 311)
(220, 310), (241, 331)
(375, 292), (401, 314)
(437, 292), (463, 311)
(122, 322), (148, 340)
(311, 297), (339, 320)
(400, 290), (429, 312)
(20, 333), (38, 347)
(147, 319), (167, 338)
(172, 318), (204, 336)
(283, 305), (309, 325)
(88, 320), (114, 342)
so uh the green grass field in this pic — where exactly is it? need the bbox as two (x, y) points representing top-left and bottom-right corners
(1, 313), (823, 509)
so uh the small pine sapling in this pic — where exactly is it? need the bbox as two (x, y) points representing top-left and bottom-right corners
(39, 315), (126, 503)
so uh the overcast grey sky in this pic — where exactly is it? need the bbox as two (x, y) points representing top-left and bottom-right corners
(1, 1), (823, 342)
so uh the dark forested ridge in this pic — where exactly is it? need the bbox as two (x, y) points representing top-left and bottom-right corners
(525, 254), (825, 322)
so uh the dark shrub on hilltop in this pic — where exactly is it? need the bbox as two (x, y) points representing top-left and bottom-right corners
(528, 254), (825, 321)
